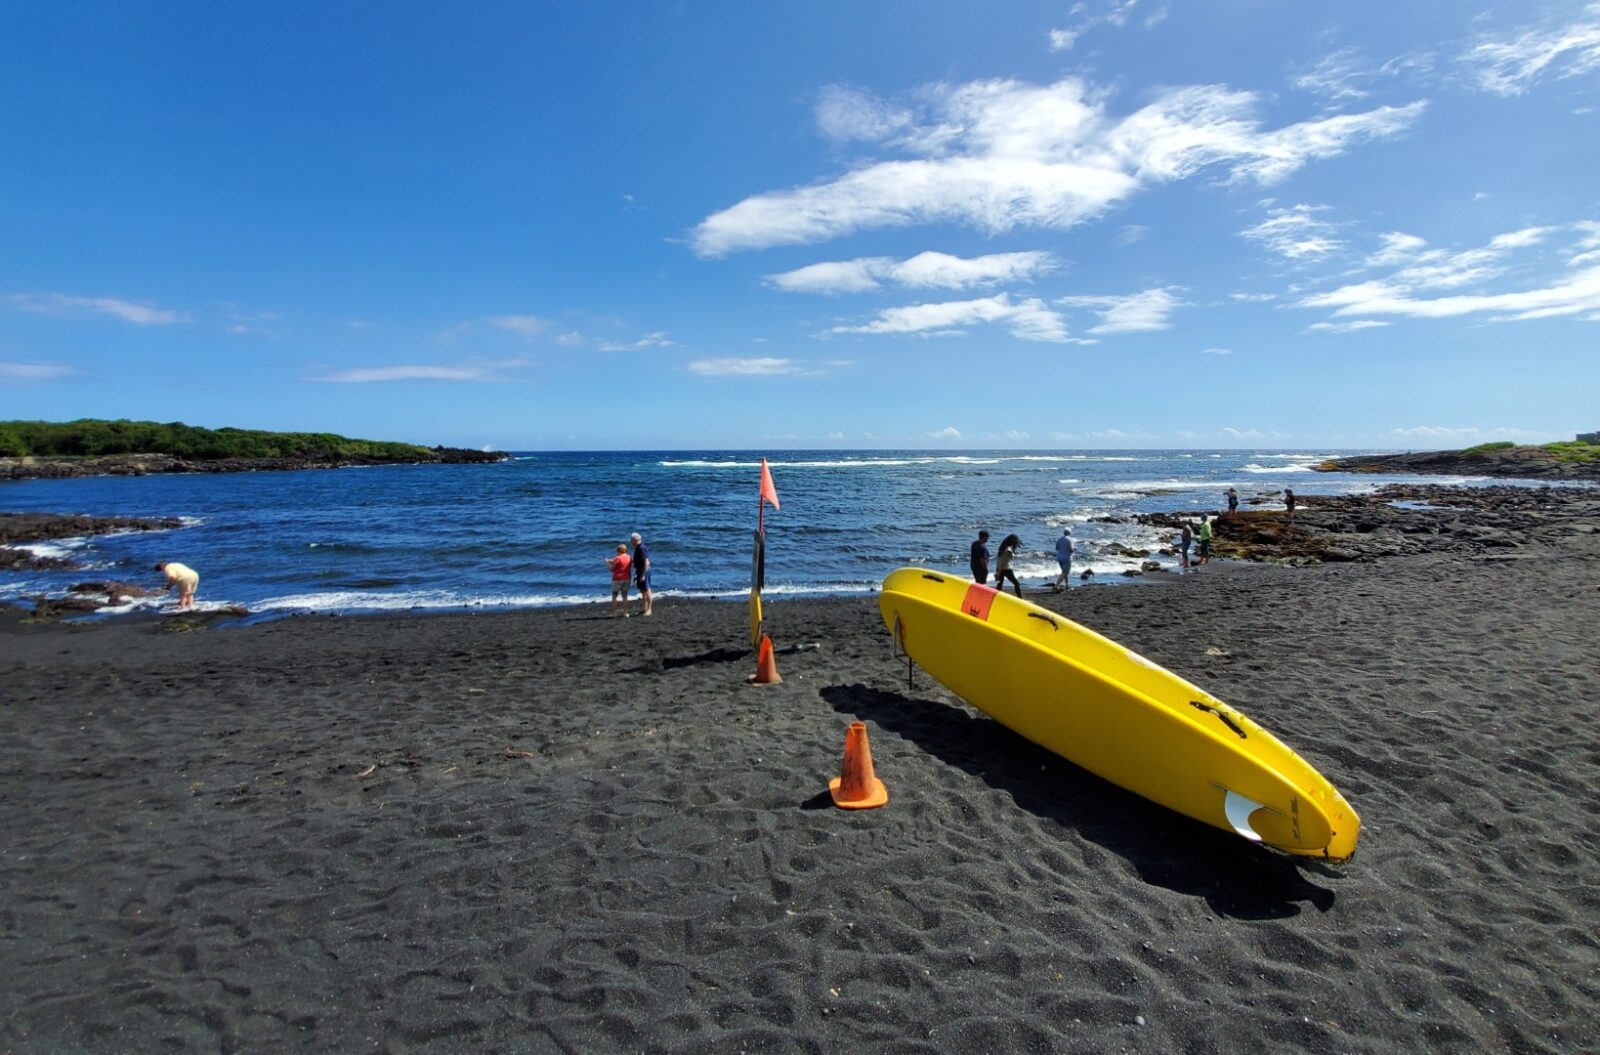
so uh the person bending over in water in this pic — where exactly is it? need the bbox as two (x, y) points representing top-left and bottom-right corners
(154, 561), (199, 610)
(994, 534), (1023, 597)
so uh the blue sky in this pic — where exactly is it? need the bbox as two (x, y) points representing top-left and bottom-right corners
(3, 1), (1598, 450)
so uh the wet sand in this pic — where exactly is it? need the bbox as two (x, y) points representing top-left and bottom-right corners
(3, 522), (1598, 1052)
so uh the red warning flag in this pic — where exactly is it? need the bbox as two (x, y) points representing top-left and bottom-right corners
(759, 457), (780, 511)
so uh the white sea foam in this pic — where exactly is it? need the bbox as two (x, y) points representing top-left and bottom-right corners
(1241, 462), (1314, 474)
(658, 454), (1131, 470)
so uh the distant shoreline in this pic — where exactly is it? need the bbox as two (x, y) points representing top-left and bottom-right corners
(1316, 443), (1599, 481)
(1, 448), (508, 482)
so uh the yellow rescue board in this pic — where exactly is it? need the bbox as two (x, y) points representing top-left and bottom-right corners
(879, 568), (1359, 860)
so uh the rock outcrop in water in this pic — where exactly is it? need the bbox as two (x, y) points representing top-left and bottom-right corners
(0, 447), (507, 481)
(1137, 484), (1600, 565)
(1315, 446), (1600, 481)
(0, 513), (187, 572)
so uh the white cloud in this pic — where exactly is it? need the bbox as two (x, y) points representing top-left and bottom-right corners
(1222, 426), (1266, 440)
(308, 365), (502, 383)
(1056, 287), (1182, 333)
(830, 293), (1086, 343)
(1230, 291), (1278, 302)
(1241, 204), (1344, 260)
(1200, 347), (1232, 355)
(928, 426), (962, 440)
(1047, 28), (1080, 52)
(686, 357), (803, 376)
(767, 250), (1056, 294)
(691, 78), (1426, 256)
(0, 361), (76, 380)
(8, 292), (186, 325)
(1464, 4), (1600, 96)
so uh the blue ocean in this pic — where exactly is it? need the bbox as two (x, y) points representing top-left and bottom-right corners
(2, 449), (1479, 616)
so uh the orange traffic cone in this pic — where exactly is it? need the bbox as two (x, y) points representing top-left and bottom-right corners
(748, 634), (782, 684)
(829, 721), (888, 809)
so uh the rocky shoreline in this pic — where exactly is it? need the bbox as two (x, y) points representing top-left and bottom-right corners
(0, 446), (508, 481)
(1137, 482), (1600, 565)
(1316, 445), (1600, 480)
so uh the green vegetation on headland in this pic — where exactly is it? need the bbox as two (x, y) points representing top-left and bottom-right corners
(0, 419), (459, 461)
(1316, 438), (1599, 480)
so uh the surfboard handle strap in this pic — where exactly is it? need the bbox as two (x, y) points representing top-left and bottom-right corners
(1190, 700), (1248, 739)
(921, 573), (946, 583)
(1027, 612), (1059, 630)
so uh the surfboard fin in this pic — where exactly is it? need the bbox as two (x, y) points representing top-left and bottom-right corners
(1224, 791), (1266, 842)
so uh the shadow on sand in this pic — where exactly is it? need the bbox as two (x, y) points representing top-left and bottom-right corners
(820, 682), (1344, 920)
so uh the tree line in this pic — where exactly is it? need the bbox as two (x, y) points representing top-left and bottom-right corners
(0, 419), (437, 461)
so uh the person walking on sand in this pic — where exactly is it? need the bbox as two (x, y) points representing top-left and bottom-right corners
(605, 543), (632, 618)
(1178, 522), (1193, 573)
(994, 534), (1023, 597)
(630, 532), (653, 616)
(969, 529), (991, 584)
(1197, 515), (1213, 566)
(154, 561), (199, 610)
(1284, 487), (1296, 523)
(1051, 527), (1074, 591)
(1226, 487), (1239, 520)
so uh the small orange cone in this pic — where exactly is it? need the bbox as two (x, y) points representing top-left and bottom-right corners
(748, 634), (782, 684)
(829, 721), (888, 809)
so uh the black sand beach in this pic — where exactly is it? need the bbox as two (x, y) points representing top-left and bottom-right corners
(3, 500), (1598, 1052)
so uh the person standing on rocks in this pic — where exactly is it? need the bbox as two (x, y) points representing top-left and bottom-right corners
(969, 529), (991, 584)
(1179, 522), (1193, 573)
(1197, 515), (1213, 566)
(630, 532), (654, 616)
(1226, 487), (1239, 520)
(1284, 487), (1296, 523)
(154, 561), (199, 610)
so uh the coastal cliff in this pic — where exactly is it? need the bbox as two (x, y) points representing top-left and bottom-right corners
(1315, 443), (1600, 480)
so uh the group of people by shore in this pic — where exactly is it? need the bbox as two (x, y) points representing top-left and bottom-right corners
(604, 532), (654, 617)
(969, 527), (1079, 596)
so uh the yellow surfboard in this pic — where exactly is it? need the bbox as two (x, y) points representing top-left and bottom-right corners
(878, 568), (1359, 860)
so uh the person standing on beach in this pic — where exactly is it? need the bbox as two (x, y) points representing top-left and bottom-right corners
(606, 543), (631, 618)
(630, 532), (653, 616)
(1226, 487), (1239, 520)
(994, 534), (1023, 597)
(969, 530), (991, 584)
(1179, 522), (1193, 573)
(1051, 527), (1074, 591)
(1284, 487), (1296, 523)
(154, 561), (199, 610)
(1197, 515), (1213, 566)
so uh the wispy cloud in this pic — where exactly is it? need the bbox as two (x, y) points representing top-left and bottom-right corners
(1390, 425), (1540, 441)
(1293, 46), (1435, 103)
(1240, 204), (1344, 260)
(1307, 319), (1392, 333)
(1200, 347), (1232, 355)
(1301, 223), (1600, 323)
(829, 293), (1088, 343)
(1463, 4), (1600, 96)
(7, 292), (186, 325)
(307, 359), (532, 383)
(1056, 287), (1182, 333)
(686, 357), (805, 376)
(692, 78), (1425, 256)
(490, 315), (549, 337)
(1114, 224), (1149, 247)
(0, 360), (77, 381)
(766, 250), (1056, 294)
(598, 331), (677, 351)
(928, 426), (962, 440)
(1047, 0), (1152, 52)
